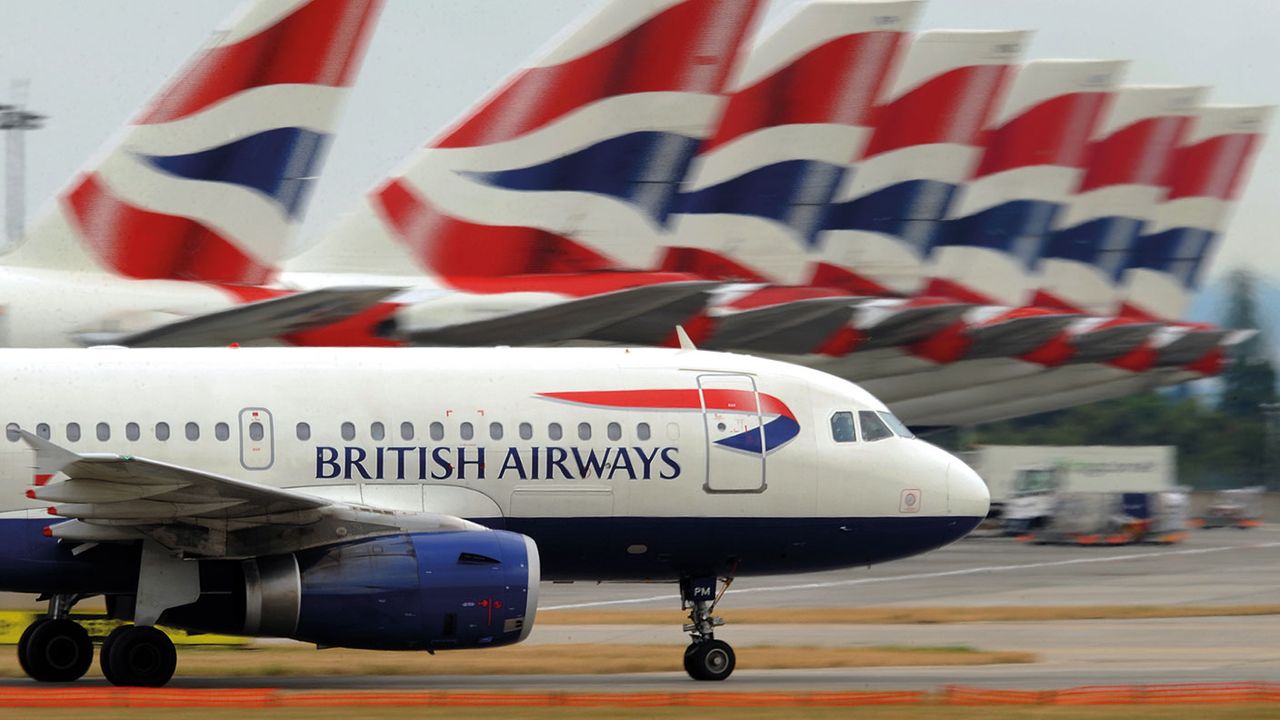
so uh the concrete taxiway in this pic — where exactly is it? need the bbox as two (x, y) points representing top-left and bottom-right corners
(5, 526), (1276, 692)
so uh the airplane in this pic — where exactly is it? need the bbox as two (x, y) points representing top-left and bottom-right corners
(0, 342), (989, 686)
(0, 0), (392, 349)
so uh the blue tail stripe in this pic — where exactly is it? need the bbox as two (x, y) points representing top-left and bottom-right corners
(138, 127), (329, 219)
(673, 160), (848, 247)
(927, 199), (1063, 267)
(460, 131), (700, 223)
(1125, 227), (1216, 288)
(821, 179), (958, 256)
(1041, 216), (1146, 280)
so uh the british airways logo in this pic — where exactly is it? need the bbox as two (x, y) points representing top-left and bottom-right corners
(539, 389), (801, 454)
(315, 445), (680, 482)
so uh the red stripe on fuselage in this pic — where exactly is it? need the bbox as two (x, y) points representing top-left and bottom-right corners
(540, 388), (795, 420)
(136, 0), (382, 124)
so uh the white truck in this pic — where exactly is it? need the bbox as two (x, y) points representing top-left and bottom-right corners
(962, 445), (1177, 533)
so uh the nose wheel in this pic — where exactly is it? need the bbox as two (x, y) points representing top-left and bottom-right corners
(680, 575), (736, 681)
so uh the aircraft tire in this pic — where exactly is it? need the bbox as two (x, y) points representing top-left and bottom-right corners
(102, 625), (176, 687)
(22, 618), (93, 682)
(16, 618), (50, 679)
(684, 639), (735, 681)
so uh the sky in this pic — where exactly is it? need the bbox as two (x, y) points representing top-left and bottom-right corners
(1, 0), (1277, 281)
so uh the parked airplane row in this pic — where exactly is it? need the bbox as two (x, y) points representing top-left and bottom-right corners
(1, 0), (1269, 429)
(0, 0), (1266, 688)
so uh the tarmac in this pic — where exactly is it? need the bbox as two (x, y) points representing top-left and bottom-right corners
(4, 523), (1276, 692)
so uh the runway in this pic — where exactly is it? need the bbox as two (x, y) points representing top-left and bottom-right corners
(4, 526), (1276, 692)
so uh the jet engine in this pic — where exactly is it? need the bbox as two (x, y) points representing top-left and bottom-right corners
(162, 530), (538, 651)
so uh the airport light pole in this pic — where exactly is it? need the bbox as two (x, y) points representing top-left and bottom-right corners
(1, 80), (46, 246)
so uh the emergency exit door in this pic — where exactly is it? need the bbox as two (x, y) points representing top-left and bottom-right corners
(239, 407), (274, 470)
(698, 374), (766, 493)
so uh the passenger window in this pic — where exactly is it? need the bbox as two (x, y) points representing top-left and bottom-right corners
(96, 422), (110, 442)
(36, 423), (51, 440)
(548, 423), (563, 441)
(830, 412), (856, 443)
(430, 422), (444, 441)
(519, 422), (533, 440)
(296, 422), (310, 441)
(859, 411), (893, 442)
(578, 422), (592, 441)
(637, 422), (651, 441)
(5, 423), (19, 442)
(249, 421), (265, 442)
(215, 422), (230, 441)
(878, 411), (915, 439)
(460, 422), (474, 441)
(607, 422), (621, 441)
(185, 422), (200, 441)
(401, 422), (415, 441)
(155, 422), (170, 441)
(341, 422), (356, 441)
(371, 422), (386, 441)
(66, 423), (81, 442)
(125, 423), (140, 441)
(490, 422), (503, 440)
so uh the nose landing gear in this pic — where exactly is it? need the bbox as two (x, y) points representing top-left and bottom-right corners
(680, 575), (736, 681)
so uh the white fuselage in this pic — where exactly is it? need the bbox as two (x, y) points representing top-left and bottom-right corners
(0, 346), (987, 581)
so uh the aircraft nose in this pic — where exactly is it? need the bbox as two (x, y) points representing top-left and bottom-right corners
(948, 460), (990, 519)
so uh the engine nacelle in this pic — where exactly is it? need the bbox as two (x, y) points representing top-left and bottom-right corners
(164, 530), (538, 651)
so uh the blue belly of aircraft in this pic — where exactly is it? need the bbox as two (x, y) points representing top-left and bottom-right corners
(0, 514), (981, 592)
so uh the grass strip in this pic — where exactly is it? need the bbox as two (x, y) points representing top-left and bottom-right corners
(537, 604), (1280, 625)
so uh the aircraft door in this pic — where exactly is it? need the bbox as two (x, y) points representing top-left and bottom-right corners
(239, 408), (274, 470)
(698, 374), (766, 493)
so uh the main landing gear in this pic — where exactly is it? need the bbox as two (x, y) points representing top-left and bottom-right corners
(16, 594), (177, 686)
(17, 594), (92, 683)
(680, 576), (736, 681)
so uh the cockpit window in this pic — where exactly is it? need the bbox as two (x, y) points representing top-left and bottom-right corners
(830, 412), (856, 443)
(877, 411), (915, 439)
(858, 411), (893, 442)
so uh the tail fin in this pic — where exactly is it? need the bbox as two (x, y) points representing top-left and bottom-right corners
(923, 58), (1124, 305)
(1119, 104), (1272, 319)
(1035, 85), (1203, 315)
(662, 0), (920, 285)
(817, 30), (1026, 295)
(291, 0), (762, 279)
(4, 0), (382, 284)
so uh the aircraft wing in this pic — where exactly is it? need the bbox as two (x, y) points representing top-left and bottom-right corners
(20, 431), (478, 559)
(398, 281), (717, 346)
(75, 286), (402, 348)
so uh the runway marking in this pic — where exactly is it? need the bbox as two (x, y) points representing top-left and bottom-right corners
(541, 541), (1280, 610)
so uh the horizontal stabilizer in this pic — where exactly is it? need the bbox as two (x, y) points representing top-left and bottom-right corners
(75, 286), (400, 347)
(1068, 321), (1159, 364)
(856, 300), (972, 350)
(963, 313), (1079, 360)
(706, 298), (864, 353)
(399, 282), (717, 346)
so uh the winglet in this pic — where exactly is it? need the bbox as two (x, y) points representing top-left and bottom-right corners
(18, 430), (80, 486)
(675, 325), (698, 351)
